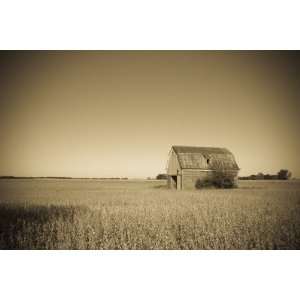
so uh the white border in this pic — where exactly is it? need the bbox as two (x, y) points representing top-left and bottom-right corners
(1, 1), (300, 299)
(0, 250), (299, 300)
(1, 0), (300, 49)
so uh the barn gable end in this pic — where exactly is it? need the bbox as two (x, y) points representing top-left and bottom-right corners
(166, 148), (180, 175)
(166, 148), (182, 189)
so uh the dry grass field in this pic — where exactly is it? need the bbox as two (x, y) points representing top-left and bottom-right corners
(0, 179), (299, 250)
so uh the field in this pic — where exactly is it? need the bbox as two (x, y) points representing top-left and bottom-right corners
(0, 179), (299, 250)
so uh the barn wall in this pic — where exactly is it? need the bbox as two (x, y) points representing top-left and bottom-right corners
(167, 149), (181, 175)
(181, 171), (214, 190)
(181, 169), (239, 189)
(177, 174), (182, 190)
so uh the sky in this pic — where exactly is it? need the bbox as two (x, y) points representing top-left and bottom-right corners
(0, 51), (299, 178)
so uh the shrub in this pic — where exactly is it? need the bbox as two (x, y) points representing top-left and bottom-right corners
(213, 170), (236, 189)
(277, 169), (292, 180)
(195, 178), (214, 189)
(195, 171), (237, 189)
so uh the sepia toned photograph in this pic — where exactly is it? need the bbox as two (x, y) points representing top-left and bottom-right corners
(0, 51), (299, 250)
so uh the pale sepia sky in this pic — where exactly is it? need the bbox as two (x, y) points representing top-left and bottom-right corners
(0, 51), (299, 178)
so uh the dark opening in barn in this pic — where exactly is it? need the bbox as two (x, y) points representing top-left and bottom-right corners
(170, 175), (177, 189)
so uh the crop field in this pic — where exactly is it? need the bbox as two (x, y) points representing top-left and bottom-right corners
(0, 179), (299, 250)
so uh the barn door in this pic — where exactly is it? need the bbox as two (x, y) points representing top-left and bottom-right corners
(171, 176), (177, 189)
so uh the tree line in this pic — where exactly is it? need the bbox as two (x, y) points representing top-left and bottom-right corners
(157, 169), (292, 181)
(239, 169), (292, 180)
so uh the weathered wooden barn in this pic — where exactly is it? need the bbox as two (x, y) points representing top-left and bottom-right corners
(166, 146), (239, 190)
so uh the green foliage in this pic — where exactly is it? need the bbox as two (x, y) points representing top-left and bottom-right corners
(195, 171), (237, 189)
(277, 169), (292, 180)
(239, 169), (292, 180)
(212, 170), (237, 188)
(195, 178), (214, 189)
(156, 174), (168, 180)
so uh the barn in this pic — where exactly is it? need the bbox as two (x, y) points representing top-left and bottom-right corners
(166, 146), (240, 190)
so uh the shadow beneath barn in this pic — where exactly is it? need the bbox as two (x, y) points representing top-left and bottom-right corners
(153, 184), (168, 189)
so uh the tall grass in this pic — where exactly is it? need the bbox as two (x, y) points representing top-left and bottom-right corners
(0, 179), (299, 249)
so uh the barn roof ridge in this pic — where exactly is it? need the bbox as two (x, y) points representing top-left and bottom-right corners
(172, 145), (231, 154)
(170, 145), (239, 170)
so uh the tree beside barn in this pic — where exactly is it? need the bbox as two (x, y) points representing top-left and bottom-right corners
(277, 169), (292, 180)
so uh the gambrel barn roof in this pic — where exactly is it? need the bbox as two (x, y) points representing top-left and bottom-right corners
(171, 145), (239, 171)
